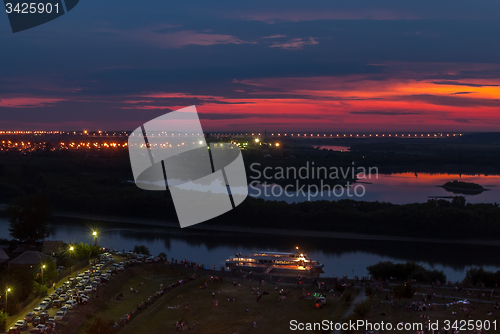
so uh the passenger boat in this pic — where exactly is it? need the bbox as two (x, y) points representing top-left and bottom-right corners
(225, 250), (324, 274)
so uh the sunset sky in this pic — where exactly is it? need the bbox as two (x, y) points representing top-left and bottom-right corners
(1, 0), (500, 132)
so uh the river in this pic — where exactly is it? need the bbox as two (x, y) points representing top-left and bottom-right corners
(1, 216), (499, 282)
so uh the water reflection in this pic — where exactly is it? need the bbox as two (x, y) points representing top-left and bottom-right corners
(315, 145), (350, 152)
(252, 173), (500, 204)
(0, 217), (495, 282)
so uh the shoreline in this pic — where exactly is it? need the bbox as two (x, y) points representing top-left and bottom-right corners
(2, 204), (499, 246)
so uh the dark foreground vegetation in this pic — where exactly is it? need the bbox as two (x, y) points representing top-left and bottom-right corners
(367, 261), (446, 283)
(368, 261), (500, 288)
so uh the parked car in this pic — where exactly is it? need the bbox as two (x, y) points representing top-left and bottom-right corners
(59, 294), (68, 302)
(73, 295), (88, 304)
(33, 306), (42, 314)
(8, 327), (21, 334)
(14, 320), (27, 329)
(39, 312), (49, 323)
(24, 312), (36, 323)
(60, 306), (69, 315)
(36, 325), (48, 333)
(84, 286), (93, 293)
(52, 299), (62, 308)
(49, 293), (58, 300)
(82, 294), (90, 302)
(65, 299), (78, 310)
(39, 301), (50, 310)
(46, 317), (56, 326)
(54, 311), (65, 321)
(32, 317), (41, 327)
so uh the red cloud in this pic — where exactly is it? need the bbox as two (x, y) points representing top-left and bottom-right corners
(0, 97), (66, 108)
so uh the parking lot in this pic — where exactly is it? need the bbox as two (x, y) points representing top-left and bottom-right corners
(5, 251), (134, 334)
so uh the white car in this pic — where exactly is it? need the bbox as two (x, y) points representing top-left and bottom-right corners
(39, 301), (49, 310)
(65, 300), (78, 310)
(36, 324), (48, 332)
(24, 312), (36, 323)
(54, 311), (65, 321)
(60, 306), (69, 314)
(84, 286), (93, 293)
(15, 320), (27, 329)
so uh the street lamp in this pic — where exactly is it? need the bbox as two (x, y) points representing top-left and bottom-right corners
(69, 246), (74, 276)
(5, 288), (10, 312)
(92, 231), (97, 246)
(41, 264), (46, 286)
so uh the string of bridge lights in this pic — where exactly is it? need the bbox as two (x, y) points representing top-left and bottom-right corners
(0, 130), (463, 138)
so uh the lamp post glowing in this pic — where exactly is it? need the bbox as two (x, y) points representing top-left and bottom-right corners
(69, 246), (74, 276)
(92, 231), (97, 246)
(5, 288), (10, 312)
(41, 264), (46, 286)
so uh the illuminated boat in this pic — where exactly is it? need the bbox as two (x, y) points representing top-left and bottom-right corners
(225, 250), (324, 274)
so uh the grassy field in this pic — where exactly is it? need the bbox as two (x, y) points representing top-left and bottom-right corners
(117, 274), (355, 334)
(365, 286), (500, 333)
(10, 259), (500, 334)
(74, 264), (186, 333)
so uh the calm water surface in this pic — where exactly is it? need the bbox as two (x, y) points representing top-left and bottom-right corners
(251, 173), (500, 204)
(315, 145), (350, 152)
(1, 217), (499, 282)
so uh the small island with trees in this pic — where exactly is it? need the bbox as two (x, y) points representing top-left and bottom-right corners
(441, 180), (488, 195)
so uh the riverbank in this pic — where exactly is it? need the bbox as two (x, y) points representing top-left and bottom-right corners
(2, 204), (499, 247)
